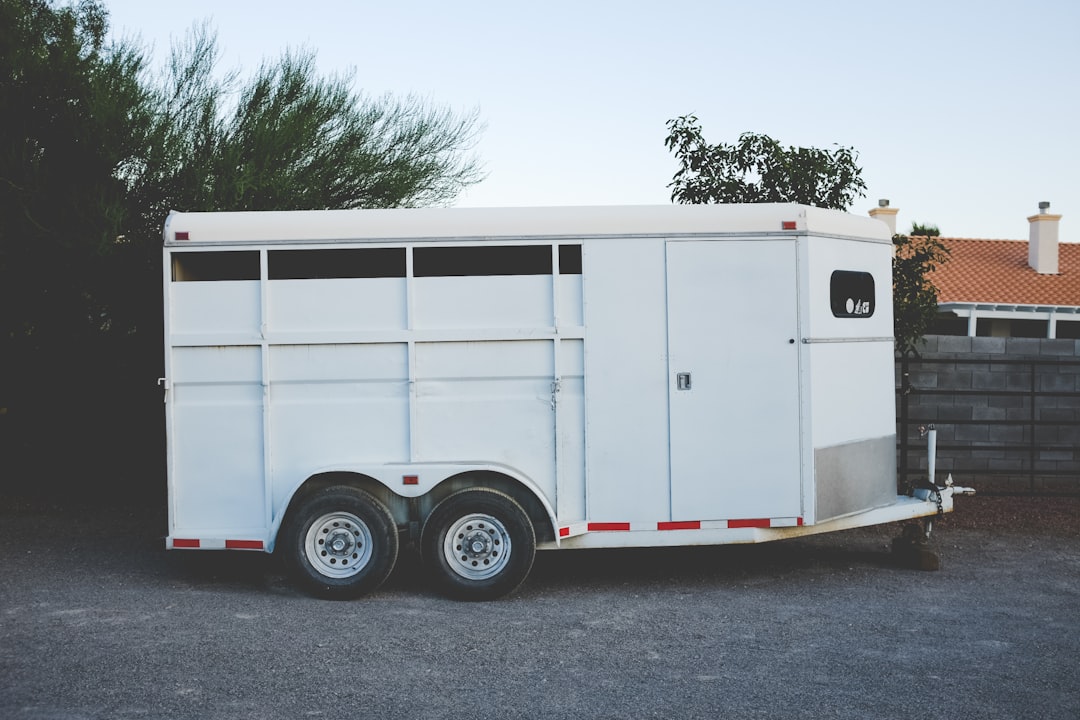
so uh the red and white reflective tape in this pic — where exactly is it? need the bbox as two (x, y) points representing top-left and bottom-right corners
(168, 538), (265, 550)
(559, 517), (803, 538)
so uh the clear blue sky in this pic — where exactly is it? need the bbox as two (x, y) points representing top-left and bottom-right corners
(105, 0), (1079, 241)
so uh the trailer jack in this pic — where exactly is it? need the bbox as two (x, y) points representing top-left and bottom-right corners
(892, 426), (976, 571)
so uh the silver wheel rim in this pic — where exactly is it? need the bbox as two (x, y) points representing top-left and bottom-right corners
(442, 512), (512, 581)
(305, 511), (374, 579)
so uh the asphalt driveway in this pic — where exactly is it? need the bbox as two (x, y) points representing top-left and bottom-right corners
(1, 493), (1077, 719)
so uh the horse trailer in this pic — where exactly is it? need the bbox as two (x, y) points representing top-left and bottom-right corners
(161, 204), (970, 599)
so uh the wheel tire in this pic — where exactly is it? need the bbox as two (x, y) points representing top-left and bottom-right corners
(281, 486), (399, 599)
(421, 488), (536, 601)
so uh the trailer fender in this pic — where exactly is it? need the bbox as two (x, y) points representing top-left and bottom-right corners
(270, 462), (559, 551)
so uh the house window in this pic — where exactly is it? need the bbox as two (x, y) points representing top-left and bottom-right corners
(928, 313), (968, 336)
(1014, 319), (1049, 338)
(976, 318), (1048, 338)
(1057, 320), (1080, 339)
(829, 271), (875, 318)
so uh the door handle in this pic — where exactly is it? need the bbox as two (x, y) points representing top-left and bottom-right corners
(676, 372), (692, 391)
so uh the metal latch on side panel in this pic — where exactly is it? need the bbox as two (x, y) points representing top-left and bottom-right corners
(676, 372), (692, 391)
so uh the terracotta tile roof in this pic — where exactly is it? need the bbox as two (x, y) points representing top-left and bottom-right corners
(927, 237), (1080, 307)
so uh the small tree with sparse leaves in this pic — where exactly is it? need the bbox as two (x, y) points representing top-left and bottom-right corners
(893, 228), (950, 356)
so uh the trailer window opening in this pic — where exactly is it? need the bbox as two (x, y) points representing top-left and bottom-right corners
(413, 245), (553, 277)
(172, 251), (259, 282)
(559, 244), (582, 275)
(830, 270), (875, 318)
(268, 248), (406, 279)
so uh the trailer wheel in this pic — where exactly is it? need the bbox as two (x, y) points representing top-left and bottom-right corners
(422, 488), (536, 601)
(281, 487), (399, 599)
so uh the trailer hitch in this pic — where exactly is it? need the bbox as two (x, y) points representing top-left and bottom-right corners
(911, 425), (977, 502)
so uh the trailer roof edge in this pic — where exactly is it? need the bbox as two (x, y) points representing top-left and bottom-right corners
(162, 204), (892, 246)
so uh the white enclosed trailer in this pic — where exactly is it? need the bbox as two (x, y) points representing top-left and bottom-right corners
(161, 204), (968, 599)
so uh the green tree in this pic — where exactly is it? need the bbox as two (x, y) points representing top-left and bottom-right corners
(129, 23), (483, 225)
(664, 114), (866, 209)
(893, 226), (950, 357)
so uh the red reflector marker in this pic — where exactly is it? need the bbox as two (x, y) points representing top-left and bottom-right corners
(175, 231), (190, 241)
(403, 475), (419, 485)
(658, 520), (700, 531)
(781, 221), (797, 230)
(226, 539), (264, 550)
(588, 522), (631, 532)
(173, 538), (200, 548)
(729, 518), (771, 529)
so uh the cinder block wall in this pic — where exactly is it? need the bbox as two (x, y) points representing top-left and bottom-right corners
(896, 336), (1080, 495)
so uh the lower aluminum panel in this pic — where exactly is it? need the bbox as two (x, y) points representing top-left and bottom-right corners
(814, 435), (897, 523)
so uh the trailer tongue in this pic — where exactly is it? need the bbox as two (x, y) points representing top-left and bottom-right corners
(550, 427), (975, 553)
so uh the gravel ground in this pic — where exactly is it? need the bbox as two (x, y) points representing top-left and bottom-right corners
(0, 493), (1077, 719)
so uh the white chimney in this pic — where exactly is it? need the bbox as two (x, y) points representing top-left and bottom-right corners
(869, 198), (898, 236)
(1028, 201), (1062, 274)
